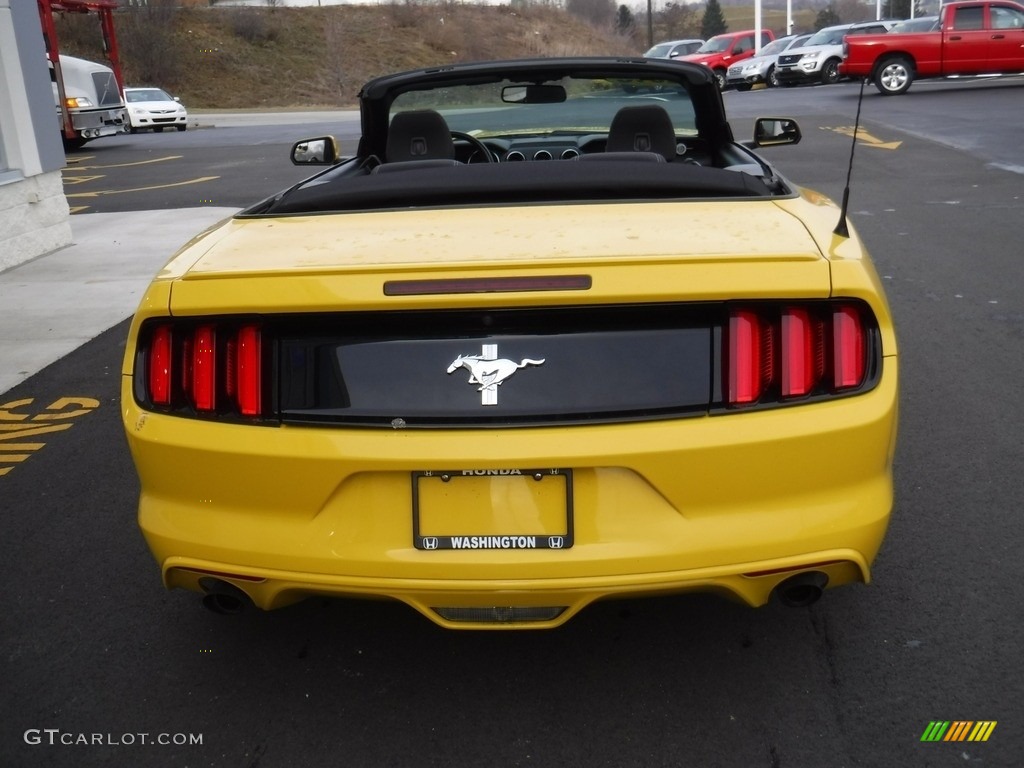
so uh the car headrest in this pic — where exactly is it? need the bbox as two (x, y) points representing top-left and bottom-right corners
(606, 105), (678, 161)
(386, 110), (456, 162)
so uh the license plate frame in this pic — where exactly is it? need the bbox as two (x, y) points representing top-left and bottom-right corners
(412, 468), (573, 551)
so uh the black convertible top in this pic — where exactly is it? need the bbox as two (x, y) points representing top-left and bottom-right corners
(263, 160), (773, 216)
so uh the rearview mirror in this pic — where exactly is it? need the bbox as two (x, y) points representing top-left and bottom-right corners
(502, 84), (567, 104)
(750, 117), (801, 148)
(290, 136), (340, 165)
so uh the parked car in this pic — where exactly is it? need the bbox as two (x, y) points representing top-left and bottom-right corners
(643, 39), (705, 59)
(888, 15), (939, 33)
(841, 0), (1024, 94)
(122, 57), (898, 630)
(775, 20), (897, 86)
(726, 33), (812, 89)
(124, 86), (188, 133)
(677, 29), (776, 88)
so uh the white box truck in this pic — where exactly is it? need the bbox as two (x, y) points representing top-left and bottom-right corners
(50, 53), (128, 150)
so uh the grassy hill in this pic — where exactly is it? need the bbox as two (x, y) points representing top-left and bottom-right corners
(54, 2), (819, 109)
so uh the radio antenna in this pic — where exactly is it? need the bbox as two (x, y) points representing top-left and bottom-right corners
(834, 77), (868, 238)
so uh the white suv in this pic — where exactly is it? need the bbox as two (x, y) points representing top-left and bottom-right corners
(725, 34), (811, 90)
(774, 20), (895, 86)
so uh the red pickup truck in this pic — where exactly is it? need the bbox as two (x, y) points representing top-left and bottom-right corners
(840, 0), (1024, 94)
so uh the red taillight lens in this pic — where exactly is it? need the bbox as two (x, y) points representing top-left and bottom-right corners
(833, 305), (865, 389)
(191, 325), (217, 412)
(781, 307), (825, 398)
(144, 320), (264, 418)
(728, 309), (773, 405)
(148, 324), (173, 406)
(233, 324), (262, 416)
(726, 302), (872, 407)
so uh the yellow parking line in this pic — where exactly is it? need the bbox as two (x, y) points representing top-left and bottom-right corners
(62, 174), (106, 186)
(66, 176), (220, 198)
(821, 126), (902, 150)
(65, 155), (184, 171)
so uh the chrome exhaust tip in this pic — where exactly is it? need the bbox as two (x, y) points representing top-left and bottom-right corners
(198, 577), (251, 615)
(774, 571), (828, 608)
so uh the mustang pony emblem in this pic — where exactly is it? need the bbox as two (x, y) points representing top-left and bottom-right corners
(446, 344), (545, 406)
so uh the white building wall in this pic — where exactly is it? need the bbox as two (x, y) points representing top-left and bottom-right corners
(0, 0), (71, 273)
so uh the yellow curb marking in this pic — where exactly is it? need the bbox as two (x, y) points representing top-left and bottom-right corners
(822, 126), (902, 149)
(66, 176), (220, 198)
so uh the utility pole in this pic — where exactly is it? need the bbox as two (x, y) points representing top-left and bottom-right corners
(647, 0), (654, 50)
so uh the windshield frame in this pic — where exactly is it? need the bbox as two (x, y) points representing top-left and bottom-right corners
(388, 75), (702, 141)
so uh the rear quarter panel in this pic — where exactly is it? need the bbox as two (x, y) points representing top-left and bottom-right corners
(842, 32), (944, 77)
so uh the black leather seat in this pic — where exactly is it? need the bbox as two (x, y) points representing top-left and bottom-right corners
(602, 104), (678, 161)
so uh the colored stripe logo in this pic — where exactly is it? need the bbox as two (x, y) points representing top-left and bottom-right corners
(921, 721), (997, 742)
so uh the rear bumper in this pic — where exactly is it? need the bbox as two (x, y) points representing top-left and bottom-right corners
(838, 63), (871, 78)
(167, 552), (872, 629)
(124, 359), (897, 628)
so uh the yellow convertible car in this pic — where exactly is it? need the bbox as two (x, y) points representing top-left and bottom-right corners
(122, 58), (898, 629)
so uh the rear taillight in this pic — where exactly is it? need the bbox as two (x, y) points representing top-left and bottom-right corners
(727, 309), (773, 405)
(780, 307), (825, 398)
(832, 305), (865, 390)
(142, 320), (265, 418)
(725, 302), (873, 408)
(231, 325), (263, 416)
(148, 325), (173, 406)
(190, 325), (217, 412)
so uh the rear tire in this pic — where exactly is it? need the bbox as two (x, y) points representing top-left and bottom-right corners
(874, 56), (914, 95)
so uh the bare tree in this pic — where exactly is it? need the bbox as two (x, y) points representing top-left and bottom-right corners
(118, 0), (181, 85)
(566, 0), (616, 29)
(659, 2), (700, 40)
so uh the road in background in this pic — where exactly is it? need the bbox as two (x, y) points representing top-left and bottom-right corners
(1, 80), (1022, 768)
